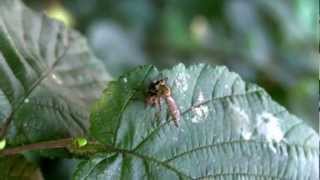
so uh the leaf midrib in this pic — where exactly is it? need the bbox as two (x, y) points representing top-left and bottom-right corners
(112, 66), (153, 146)
(97, 146), (192, 179)
(98, 137), (317, 180)
(132, 89), (265, 152)
(99, 89), (319, 179)
(163, 138), (318, 163)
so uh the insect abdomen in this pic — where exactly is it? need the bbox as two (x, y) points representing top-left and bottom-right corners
(165, 96), (180, 127)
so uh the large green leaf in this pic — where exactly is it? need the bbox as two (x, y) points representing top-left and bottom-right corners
(0, 0), (112, 145)
(76, 64), (318, 179)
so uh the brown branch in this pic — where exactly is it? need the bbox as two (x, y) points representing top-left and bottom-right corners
(0, 138), (74, 156)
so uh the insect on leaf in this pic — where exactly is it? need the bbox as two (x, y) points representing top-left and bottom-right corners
(81, 64), (319, 180)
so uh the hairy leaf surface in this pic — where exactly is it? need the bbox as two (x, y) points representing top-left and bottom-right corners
(77, 64), (319, 179)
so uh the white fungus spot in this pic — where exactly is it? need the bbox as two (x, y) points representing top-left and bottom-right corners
(123, 77), (128, 83)
(52, 74), (63, 85)
(191, 105), (209, 123)
(175, 73), (189, 92)
(229, 105), (252, 140)
(242, 131), (252, 140)
(256, 112), (284, 143)
(24, 98), (29, 103)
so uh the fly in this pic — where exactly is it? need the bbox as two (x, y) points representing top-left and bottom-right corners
(145, 78), (181, 127)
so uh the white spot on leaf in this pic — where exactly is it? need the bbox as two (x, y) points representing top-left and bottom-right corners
(175, 73), (189, 92)
(256, 112), (284, 143)
(229, 105), (253, 140)
(191, 105), (209, 123)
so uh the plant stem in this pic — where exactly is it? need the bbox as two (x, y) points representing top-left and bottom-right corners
(0, 138), (74, 156)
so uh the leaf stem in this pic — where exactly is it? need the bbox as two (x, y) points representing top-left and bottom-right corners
(0, 138), (74, 156)
(0, 138), (110, 157)
(0, 138), (73, 156)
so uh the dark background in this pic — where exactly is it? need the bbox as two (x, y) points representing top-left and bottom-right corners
(22, 0), (318, 179)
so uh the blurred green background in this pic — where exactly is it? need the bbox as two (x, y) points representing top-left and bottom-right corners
(23, 0), (318, 134)
(21, 0), (318, 178)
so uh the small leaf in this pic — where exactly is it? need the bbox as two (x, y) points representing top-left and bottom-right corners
(77, 64), (319, 179)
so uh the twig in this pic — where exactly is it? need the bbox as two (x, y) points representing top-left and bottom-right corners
(0, 138), (74, 156)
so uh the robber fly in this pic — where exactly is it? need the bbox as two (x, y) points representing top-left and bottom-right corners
(145, 78), (181, 127)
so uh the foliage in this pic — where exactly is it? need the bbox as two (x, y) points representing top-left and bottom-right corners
(0, 155), (43, 180)
(0, 0), (318, 179)
(0, 0), (111, 147)
(53, 0), (317, 130)
(78, 64), (318, 179)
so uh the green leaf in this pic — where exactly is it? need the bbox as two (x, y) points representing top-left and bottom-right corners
(0, 0), (112, 145)
(0, 155), (43, 180)
(77, 64), (319, 179)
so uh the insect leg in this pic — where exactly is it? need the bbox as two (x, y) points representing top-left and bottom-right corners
(157, 97), (162, 112)
(155, 97), (161, 121)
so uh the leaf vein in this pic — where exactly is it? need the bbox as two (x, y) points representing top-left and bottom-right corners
(112, 66), (153, 145)
(164, 139), (317, 163)
(132, 89), (265, 152)
(0, 29), (72, 138)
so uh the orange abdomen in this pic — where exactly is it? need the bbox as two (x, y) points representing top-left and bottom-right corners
(165, 96), (180, 127)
